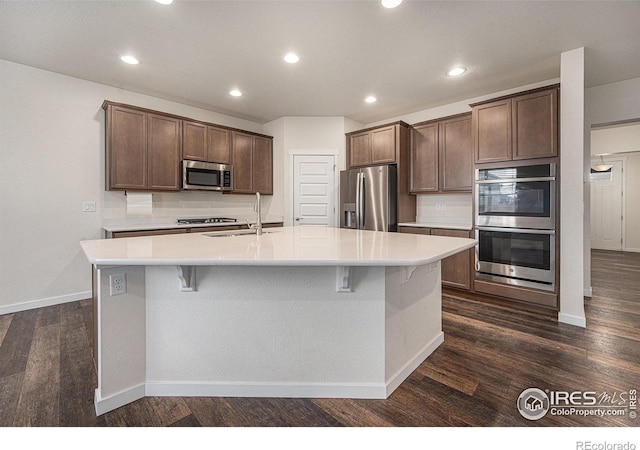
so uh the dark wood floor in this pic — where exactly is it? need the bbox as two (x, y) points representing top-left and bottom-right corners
(0, 250), (638, 427)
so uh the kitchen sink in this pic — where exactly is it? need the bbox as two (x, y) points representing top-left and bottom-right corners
(203, 229), (278, 238)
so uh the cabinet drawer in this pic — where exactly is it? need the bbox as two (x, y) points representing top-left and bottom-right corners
(111, 228), (188, 238)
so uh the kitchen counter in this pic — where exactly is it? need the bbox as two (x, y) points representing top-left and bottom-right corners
(81, 226), (475, 415)
(82, 225), (475, 266)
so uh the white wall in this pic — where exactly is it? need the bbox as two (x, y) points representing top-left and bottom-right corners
(558, 48), (586, 328)
(264, 116), (350, 226)
(625, 153), (640, 251)
(592, 124), (640, 154)
(591, 123), (640, 252)
(0, 59), (267, 313)
(584, 76), (640, 292)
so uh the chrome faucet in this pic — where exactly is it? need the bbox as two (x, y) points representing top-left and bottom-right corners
(249, 192), (262, 235)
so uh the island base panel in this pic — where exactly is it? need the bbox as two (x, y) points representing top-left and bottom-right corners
(94, 264), (443, 415)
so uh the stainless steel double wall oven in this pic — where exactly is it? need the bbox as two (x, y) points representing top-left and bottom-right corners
(474, 163), (556, 291)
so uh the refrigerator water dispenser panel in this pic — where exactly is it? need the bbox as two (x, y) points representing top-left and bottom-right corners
(343, 203), (357, 229)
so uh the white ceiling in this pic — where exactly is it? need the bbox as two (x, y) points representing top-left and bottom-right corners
(1, 0), (640, 124)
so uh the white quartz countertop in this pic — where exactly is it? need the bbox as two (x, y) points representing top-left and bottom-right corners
(80, 226), (476, 267)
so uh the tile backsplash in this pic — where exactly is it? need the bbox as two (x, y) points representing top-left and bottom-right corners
(415, 193), (472, 226)
(103, 190), (274, 221)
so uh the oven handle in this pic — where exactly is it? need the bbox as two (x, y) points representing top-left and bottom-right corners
(475, 176), (555, 184)
(476, 226), (555, 235)
(474, 245), (480, 272)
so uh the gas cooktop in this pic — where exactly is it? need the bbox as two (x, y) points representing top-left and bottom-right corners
(176, 217), (237, 225)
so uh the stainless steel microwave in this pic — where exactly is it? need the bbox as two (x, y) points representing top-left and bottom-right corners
(475, 163), (556, 230)
(182, 160), (233, 191)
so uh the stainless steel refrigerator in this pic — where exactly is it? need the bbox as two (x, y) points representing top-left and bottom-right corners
(339, 165), (397, 232)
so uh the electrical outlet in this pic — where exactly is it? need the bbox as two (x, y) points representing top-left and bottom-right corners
(83, 201), (96, 212)
(441, 203), (447, 211)
(435, 204), (441, 211)
(109, 273), (126, 296)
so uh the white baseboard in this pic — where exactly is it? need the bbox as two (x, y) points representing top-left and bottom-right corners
(584, 287), (593, 297)
(0, 291), (91, 316)
(385, 331), (445, 397)
(558, 312), (586, 328)
(145, 380), (386, 400)
(94, 333), (445, 415)
(94, 383), (146, 416)
(624, 247), (640, 253)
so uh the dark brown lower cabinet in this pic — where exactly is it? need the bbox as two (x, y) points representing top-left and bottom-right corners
(108, 223), (284, 239)
(431, 228), (472, 290)
(397, 226), (472, 291)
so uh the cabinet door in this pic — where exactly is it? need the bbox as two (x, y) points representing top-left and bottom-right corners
(111, 228), (187, 238)
(397, 226), (431, 235)
(431, 229), (472, 290)
(512, 88), (558, 160)
(231, 132), (254, 193)
(207, 126), (231, 164)
(253, 136), (273, 195)
(440, 114), (472, 191)
(348, 131), (371, 167)
(147, 113), (181, 190)
(182, 121), (207, 161)
(188, 225), (242, 233)
(107, 105), (147, 190)
(473, 99), (512, 163)
(371, 125), (397, 164)
(410, 123), (438, 193)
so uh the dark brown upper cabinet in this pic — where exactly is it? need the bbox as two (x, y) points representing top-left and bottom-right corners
(182, 120), (231, 164)
(230, 132), (273, 195)
(410, 122), (438, 192)
(472, 85), (558, 163)
(512, 88), (558, 160)
(345, 121), (415, 223)
(346, 122), (409, 169)
(410, 113), (472, 193)
(104, 101), (273, 193)
(104, 103), (180, 191)
(147, 113), (181, 191)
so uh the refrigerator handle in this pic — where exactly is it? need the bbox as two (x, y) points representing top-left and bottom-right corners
(355, 172), (361, 229)
(360, 172), (366, 230)
(359, 172), (365, 229)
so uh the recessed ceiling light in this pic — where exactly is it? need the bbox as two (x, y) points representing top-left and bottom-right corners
(365, 96), (377, 103)
(381, 0), (403, 8)
(447, 67), (467, 77)
(229, 89), (242, 97)
(284, 53), (299, 64)
(155, 0), (174, 4)
(120, 54), (139, 65)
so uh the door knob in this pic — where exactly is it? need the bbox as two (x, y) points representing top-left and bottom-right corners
(295, 217), (301, 221)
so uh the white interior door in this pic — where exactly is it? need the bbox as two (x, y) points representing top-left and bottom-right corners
(292, 154), (336, 226)
(590, 159), (623, 250)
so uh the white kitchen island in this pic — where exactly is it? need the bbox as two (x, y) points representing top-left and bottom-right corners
(80, 226), (475, 415)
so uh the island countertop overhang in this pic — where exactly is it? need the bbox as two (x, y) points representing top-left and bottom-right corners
(80, 226), (477, 267)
